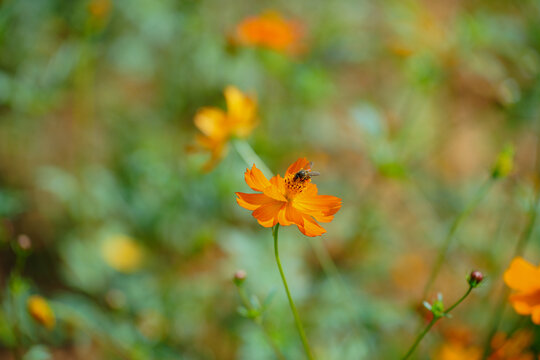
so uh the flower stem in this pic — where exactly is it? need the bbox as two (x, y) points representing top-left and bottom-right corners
(480, 189), (540, 359)
(233, 140), (273, 179)
(422, 178), (494, 298)
(402, 285), (474, 360)
(273, 224), (315, 360)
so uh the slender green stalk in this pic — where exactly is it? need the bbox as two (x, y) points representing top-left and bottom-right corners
(236, 286), (286, 360)
(480, 190), (540, 359)
(233, 140), (273, 179)
(423, 178), (494, 298)
(402, 285), (474, 360)
(273, 224), (315, 360)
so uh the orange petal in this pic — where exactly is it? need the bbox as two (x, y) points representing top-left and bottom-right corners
(244, 164), (271, 192)
(295, 194), (342, 222)
(285, 158), (310, 177)
(509, 290), (540, 315)
(236, 192), (274, 210)
(299, 215), (326, 237)
(532, 306), (540, 325)
(252, 201), (284, 226)
(504, 257), (540, 292)
(263, 175), (287, 201)
(283, 203), (304, 227)
(194, 108), (228, 139)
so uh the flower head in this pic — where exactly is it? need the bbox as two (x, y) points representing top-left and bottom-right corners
(27, 295), (55, 330)
(503, 256), (540, 324)
(194, 86), (257, 171)
(235, 11), (303, 54)
(236, 158), (342, 237)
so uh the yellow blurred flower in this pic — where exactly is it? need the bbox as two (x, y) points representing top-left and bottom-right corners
(435, 342), (481, 360)
(101, 235), (144, 273)
(194, 86), (257, 171)
(235, 11), (304, 54)
(27, 295), (55, 330)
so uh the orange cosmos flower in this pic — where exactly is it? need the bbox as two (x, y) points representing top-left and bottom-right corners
(235, 11), (303, 54)
(503, 257), (540, 324)
(194, 86), (257, 171)
(236, 158), (342, 237)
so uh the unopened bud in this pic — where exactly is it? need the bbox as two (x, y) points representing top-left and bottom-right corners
(17, 234), (32, 251)
(468, 270), (484, 288)
(233, 270), (247, 286)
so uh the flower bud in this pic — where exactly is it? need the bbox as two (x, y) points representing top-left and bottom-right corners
(233, 270), (247, 286)
(468, 270), (484, 288)
(17, 234), (32, 251)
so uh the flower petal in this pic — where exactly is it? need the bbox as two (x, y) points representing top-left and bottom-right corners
(509, 290), (540, 315)
(532, 306), (540, 325)
(285, 157), (310, 177)
(236, 192), (274, 210)
(252, 201), (285, 227)
(263, 175), (287, 201)
(194, 108), (228, 138)
(225, 86), (257, 137)
(504, 257), (540, 292)
(244, 164), (271, 192)
(299, 215), (326, 237)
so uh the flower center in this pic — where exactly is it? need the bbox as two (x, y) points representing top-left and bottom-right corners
(284, 173), (310, 197)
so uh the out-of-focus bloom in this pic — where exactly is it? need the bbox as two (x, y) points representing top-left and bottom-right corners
(27, 295), (55, 330)
(235, 11), (303, 54)
(236, 158), (342, 237)
(435, 341), (481, 360)
(503, 257), (540, 324)
(490, 330), (535, 360)
(194, 86), (257, 171)
(101, 235), (144, 273)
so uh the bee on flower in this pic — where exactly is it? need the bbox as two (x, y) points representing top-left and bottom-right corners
(236, 158), (342, 237)
(503, 256), (540, 324)
(234, 11), (304, 55)
(193, 86), (257, 171)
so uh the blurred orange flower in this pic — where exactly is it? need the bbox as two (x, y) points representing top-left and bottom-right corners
(27, 295), (55, 330)
(236, 158), (342, 237)
(235, 11), (303, 54)
(435, 341), (481, 360)
(491, 330), (535, 360)
(194, 86), (257, 171)
(503, 257), (540, 324)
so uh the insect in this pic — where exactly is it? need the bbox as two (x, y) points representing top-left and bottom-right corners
(293, 162), (320, 182)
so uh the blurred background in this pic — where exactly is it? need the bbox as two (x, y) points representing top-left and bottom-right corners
(1, 0), (540, 359)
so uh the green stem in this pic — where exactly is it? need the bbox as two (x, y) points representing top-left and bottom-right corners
(273, 224), (315, 360)
(233, 140), (273, 179)
(402, 285), (474, 360)
(480, 190), (540, 359)
(237, 286), (286, 360)
(423, 178), (494, 298)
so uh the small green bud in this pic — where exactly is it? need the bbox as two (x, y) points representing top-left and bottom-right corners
(491, 145), (514, 179)
(233, 270), (247, 286)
